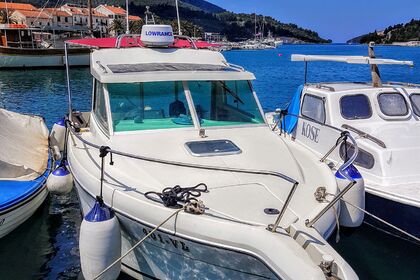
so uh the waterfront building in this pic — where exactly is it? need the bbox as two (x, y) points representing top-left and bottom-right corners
(0, 2), (36, 12)
(11, 10), (51, 28)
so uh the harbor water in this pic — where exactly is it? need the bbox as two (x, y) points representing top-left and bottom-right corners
(0, 44), (419, 279)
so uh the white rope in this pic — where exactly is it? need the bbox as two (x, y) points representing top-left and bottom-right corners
(92, 207), (185, 280)
(337, 196), (420, 243)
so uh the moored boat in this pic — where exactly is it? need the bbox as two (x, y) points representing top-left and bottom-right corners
(270, 44), (420, 241)
(0, 24), (90, 68)
(0, 109), (50, 238)
(61, 25), (363, 279)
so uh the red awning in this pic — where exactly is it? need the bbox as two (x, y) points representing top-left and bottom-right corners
(66, 37), (220, 49)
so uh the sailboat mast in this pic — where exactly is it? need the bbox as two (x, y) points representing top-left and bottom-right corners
(254, 13), (257, 42)
(125, 0), (129, 34)
(87, 0), (93, 34)
(175, 0), (182, 35)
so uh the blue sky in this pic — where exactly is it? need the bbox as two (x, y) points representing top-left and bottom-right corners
(207, 0), (420, 42)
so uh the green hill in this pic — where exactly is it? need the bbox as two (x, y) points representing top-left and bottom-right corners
(22, 0), (330, 43)
(347, 19), (419, 44)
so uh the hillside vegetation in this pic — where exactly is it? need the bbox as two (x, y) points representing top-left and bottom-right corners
(25, 0), (330, 42)
(348, 19), (419, 44)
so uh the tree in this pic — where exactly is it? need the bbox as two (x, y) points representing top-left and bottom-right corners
(129, 20), (143, 34)
(0, 10), (17, 24)
(110, 19), (125, 36)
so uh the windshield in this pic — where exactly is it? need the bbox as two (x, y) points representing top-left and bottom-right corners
(108, 81), (193, 132)
(107, 80), (264, 132)
(188, 80), (264, 127)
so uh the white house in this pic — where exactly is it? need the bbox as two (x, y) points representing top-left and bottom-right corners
(11, 9), (51, 28)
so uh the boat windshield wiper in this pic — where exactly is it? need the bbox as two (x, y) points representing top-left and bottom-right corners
(218, 81), (244, 105)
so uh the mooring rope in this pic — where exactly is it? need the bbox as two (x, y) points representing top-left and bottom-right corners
(329, 194), (420, 243)
(93, 207), (186, 280)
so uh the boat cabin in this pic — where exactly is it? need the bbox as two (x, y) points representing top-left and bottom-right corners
(283, 52), (420, 189)
(0, 24), (50, 48)
(71, 34), (264, 136)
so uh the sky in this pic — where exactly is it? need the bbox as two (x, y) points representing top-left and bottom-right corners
(207, 0), (420, 42)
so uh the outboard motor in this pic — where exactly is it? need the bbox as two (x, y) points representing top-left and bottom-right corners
(80, 197), (121, 280)
(336, 164), (365, 227)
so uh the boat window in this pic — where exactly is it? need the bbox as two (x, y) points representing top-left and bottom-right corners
(340, 94), (372, 120)
(108, 81), (193, 132)
(339, 143), (375, 169)
(378, 93), (408, 116)
(301, 94), (325, 123)
(410, 94), (420, 116)
(93, 80), (110, 134)
(187, 80), (264, 127)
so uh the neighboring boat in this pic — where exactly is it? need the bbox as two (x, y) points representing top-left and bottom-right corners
(0, 109), (50, 238)
(0, 24), (90, 68)
(63, 25), (362, 279)
(271, 43), (419, 240)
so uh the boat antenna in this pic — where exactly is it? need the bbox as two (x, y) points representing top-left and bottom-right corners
(368, 42), (382, 87)
(144, 6), (155, 24)
(125, 0), (130, 34)
(175, 0), (182, 35)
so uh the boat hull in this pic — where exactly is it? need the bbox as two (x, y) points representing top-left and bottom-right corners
(75, 181), (282, 280)
(0, 183), (48, 238)
(364, 190), (420, 240)
(0, 47), (90, 68)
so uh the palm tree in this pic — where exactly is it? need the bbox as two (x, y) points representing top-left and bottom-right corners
(0, 10), (17, 24)
(110, 19), (125, 36)
(129, 20), (142, 34)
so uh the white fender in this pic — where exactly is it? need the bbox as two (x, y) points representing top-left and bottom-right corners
(50, 118), (66, 152)
(80, 201), (121, 280)
(47, 165), (73, 195)
(336, 164), (365, 227)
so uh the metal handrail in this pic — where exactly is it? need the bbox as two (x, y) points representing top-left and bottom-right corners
(384, 81), (420, 88)
(305, 181), (356, 228)
(66, 121), (299, 232)
(227, 63), (245, 72)
(341, 124), (386, 148)
(174, 35), (198, 49)
(115, 34), (142, 48)
(273, 110), (359, 179)
(271, 110), (345, 134)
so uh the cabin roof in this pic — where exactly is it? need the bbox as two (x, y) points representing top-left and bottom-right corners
(90, 47), (255, 83)
(305, 82), (420, 93)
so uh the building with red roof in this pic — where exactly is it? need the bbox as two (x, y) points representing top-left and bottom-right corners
(11, 9), (51, 28)
(0, 2), (36, 12)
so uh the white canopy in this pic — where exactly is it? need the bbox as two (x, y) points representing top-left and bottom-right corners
(291, 54), (414, 66)
(0, 109), (49, 181)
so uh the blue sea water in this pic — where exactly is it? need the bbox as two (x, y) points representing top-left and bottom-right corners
(0, 44), (419, 279)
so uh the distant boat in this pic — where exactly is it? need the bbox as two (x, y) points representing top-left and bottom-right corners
(0, 109), (50, 238)
(0, 24), (90, 68)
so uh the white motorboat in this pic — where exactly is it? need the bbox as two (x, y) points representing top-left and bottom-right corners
(270, 43), (419, 240)
(61, 25), (363, 279)
(0, 109), (50, 238)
